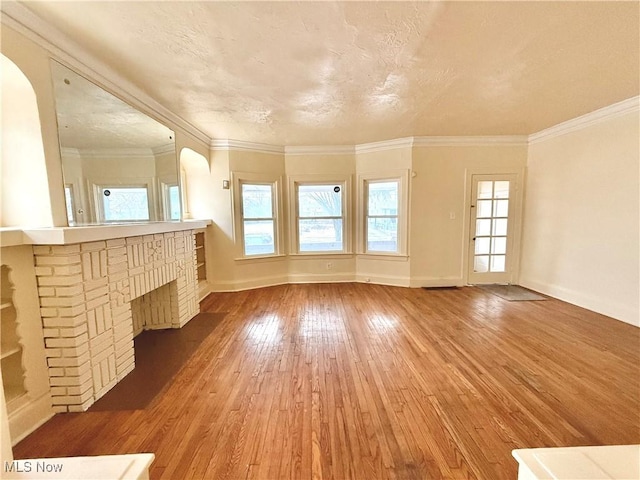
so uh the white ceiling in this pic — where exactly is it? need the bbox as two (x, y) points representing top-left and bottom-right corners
(24, 1), (640, 146)
(51, 61), (174, 150)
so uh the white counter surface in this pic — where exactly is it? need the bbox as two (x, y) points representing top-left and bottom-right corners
(512, 444), (639, 480)
(4, 453), (155, 479)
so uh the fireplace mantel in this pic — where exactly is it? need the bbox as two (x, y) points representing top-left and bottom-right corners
(1, 220), (210, 246)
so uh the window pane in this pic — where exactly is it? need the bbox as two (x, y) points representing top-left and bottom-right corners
(64, 186), (74, 224)
(493, 199), (509, 217)
(493, 218), (508, 236)
(474, 255), (489, 273)
(298, 184), (342, 217)
(242, 184), (272, 219)
(103, 187), (149, 221)
(169, 185), (180, 220)
(491, 237), (507, 255)
(494, 181), (510, 199)
(477, 181), (493, 199)
(490, 255), (506, 272)
(299, 218), (343, 251)
(368, 181), (398, 216)
(476, 200), (492, 218)
(476, 219), (491, 236)
(243, 220), (274, 256)
(367, 217), (398, 252)
(474, 237), (490, 255)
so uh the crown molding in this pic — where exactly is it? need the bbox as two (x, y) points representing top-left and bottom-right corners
(0, 1), (211, 148)
(529, 96), (640, 145)
(151, 143), (176, 156)
(413, 136), (528, 147)
(355, 137), (414, 154)
(62, 147), (156, 159)
(210, 139), (284, 155)
(285, 145), (355, 155)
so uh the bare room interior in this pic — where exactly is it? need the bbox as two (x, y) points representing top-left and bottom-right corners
(0, 1), (638, 479)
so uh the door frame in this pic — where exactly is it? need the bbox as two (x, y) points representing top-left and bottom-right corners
(462, 166), (525, 285)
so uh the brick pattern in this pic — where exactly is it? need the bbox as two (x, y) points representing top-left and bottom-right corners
(34, 230), (199, 412)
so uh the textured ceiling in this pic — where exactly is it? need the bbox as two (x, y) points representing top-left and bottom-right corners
(25, 1), (640, 146)
(51, 61), (174, 150)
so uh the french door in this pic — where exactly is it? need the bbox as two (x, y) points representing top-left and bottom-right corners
(468, 174), (517, 284)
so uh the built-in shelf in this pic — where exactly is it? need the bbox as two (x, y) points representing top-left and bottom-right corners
(1, 265), (27, 410)
(195, 230), (210, 302)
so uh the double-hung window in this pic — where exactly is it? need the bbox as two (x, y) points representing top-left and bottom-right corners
(365, 180), (399, 252)
(240, 183), (276, 256)
(233, 173), (282, 258)
(359, 171), (408, 256)
(294, 181), (348, 253)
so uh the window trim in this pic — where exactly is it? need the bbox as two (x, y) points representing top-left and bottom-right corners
(91, 180), (155, 223)
(231, 172), (284, 259)
(289, 174), (352, 255)
(357, 170), (409, 256)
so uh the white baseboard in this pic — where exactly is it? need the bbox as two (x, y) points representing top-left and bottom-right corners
(519, 278), (639, 328)
(288, 273), (355, 284)
(9, 392), (54, 446)
(356, 274), (410, 287)
(409, 276), (464, 288)
(211, 274), (289, 292)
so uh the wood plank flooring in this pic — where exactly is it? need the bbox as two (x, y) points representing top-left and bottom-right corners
(14, 284), (640, 479)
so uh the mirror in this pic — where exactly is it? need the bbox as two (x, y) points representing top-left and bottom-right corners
(51, 60), (180, 225)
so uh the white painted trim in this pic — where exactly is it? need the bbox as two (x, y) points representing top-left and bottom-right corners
(519, 278), (639, 328)
(8, 392), (54, 446)
(355, 137), (414, 154)
(285, 145), (355, 155)
(211, 274), (289, 292)
(413, 136), (528, 147)
(355, 274), (410, 287)
(64, 147), (156, 159)
(528, 96), (640, 145)
(21, 220), (209, 245)
(409, 276), (465, 288)
(288, 273), (355, 284)
(211, 139), (284, 155)
(0, 2), (211, 148)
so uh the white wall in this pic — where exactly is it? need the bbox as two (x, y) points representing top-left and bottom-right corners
(1, 27), (68, 227)
(410, 144), (528, 286)
(520, 107), (640, 326)
(0, 54), (53, 227)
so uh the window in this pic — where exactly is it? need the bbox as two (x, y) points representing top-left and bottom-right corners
(64, 184), (76, 224)
(358, 171), (408, 256)
(365, 180), (399, 252)
(163, 183), (180, 220)
(240, 183), (277, 256)
(99, 186), (150, 222)
(295, 182), (346, 252)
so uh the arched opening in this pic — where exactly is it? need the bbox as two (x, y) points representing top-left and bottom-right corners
(179, 147), (212, 220)
(1, 54), (52, 227)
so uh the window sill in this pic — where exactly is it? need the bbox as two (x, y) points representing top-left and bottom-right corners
(234, 254), (287, 263)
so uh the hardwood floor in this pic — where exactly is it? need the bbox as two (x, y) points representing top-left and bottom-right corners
(14, 284), (640, 479)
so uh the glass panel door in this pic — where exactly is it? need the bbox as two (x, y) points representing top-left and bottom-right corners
(468, 175), (516, 284)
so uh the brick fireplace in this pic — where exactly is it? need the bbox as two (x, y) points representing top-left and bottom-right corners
(33, 229), (200, 412)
